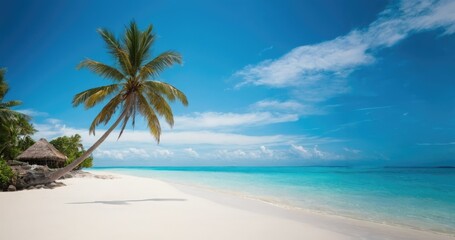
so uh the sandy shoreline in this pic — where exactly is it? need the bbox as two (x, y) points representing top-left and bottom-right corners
(0, 171), (454, 240)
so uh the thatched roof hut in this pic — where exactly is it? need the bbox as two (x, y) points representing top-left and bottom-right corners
(16, 138), (67, 168)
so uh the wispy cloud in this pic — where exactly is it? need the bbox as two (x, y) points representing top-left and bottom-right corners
(94, 147), (151, 160)
(355, 106), (392, 111)
(417, 142), (455, 146)
(211, 145), (283, 160)
(258, 45), (273, 56)
(17, 109), (48, 117)
(93, 147), (173, 160)
(174, 111), (298, 130)
(184, 148), (199, 158)
(236, 0), (455, 88)
(343, 147), (361, 154)
(234, 0), (455, 109)
(34, 117), (337, 147)
(291, 144), (343, 160)
(324, 119), (373, 134)
(251, 100), (325, 115)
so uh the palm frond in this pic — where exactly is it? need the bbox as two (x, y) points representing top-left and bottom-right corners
(0, 108), (29, 123)
(137, 93), (161, 142)
(144, 81), (188, 106)
(117, 93), (136, 139)
(77, 59), (125, 81)
(89, 94), (123, 135)
(0, 68), (5, 81)
(0, 100), (22, 108)
(97, 28), (132, 76)
(124, 21), (141, 74)
(72, 84), (120, 109)
(138, 51), (182, 80)
(138, 24), (154, 64)
(143, 90), (174, 127)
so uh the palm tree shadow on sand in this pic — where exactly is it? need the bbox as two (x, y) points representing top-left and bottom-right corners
(67, 198), (187, 205)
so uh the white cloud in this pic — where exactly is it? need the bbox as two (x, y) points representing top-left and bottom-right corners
(251, 100), (325, 115)
(174, 111), (298, 130)
(291, 144), (312, 158)
(183, 148), (199, 158)
(17, 109), (48, 117)
(94, 147), (150, 160)
(235, 0), (455, 105)
(213, 146), (279, 160)
(355, 106), (392, 111)
(128, 148), (150, 158)
(343, 147), (361, 154)
(291, 144), (342, 160)
(152, 149), (174, 158)
(236, 34), (371, 88)
(260, 145), (274, 158)
(258, 46), (274, 56)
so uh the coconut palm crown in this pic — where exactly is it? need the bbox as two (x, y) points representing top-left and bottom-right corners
(74, 21), (188, 142)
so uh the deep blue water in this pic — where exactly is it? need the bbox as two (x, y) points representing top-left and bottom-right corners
(92, 166), (455, 234)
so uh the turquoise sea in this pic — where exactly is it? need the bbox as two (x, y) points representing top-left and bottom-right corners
(92, 166), (455, 235)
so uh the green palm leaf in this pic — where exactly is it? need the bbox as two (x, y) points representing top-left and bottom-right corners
(97, 28), (132, 76)
(144, 81), (188, 106)
(89, 93), (123, 135)
(137, 93), (161, 142)
(144, 89), (174, 127)
(139, 51), (182, 80)
(77, 59), (125, 81)
(72, 84), (120, 109)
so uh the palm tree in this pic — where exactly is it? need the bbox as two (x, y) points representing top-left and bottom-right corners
(42, 21), (188, 183)
(0, 68), (35, 159)
(0, 68), (27, 126)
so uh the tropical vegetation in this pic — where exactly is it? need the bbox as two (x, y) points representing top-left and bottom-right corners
(0, 68), (36, 160)
(50, 134), (93, 170)
(0, 158), (14, 190)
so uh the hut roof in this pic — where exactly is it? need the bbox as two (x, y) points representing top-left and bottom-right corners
(16, 138), (67, 162)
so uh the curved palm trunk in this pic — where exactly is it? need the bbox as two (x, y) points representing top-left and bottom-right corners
(28, 111), (126, 186)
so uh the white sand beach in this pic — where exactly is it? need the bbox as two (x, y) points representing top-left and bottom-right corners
(0, 171), (454, 240)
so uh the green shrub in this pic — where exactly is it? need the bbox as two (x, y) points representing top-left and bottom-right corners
(0, 158), (14, 189)
(50, 134), (93, 170)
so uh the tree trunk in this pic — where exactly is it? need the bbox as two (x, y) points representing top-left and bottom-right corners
(27, 111), (127, 186)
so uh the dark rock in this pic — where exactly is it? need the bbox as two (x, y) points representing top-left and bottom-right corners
(10, 163), (55, 189)
(6, 161), (88, 191)
(48, 182), (58, 188)
(54, 182), (66, 187)
(7, 185), (16, 191)
(61, 173), (73, 179)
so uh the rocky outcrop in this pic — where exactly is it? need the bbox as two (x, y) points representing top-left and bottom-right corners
(2, 160), (78, 191)
(8, 161), (53, 189)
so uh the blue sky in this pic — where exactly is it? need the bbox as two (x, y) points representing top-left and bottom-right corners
(1, 0), (455, 166)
